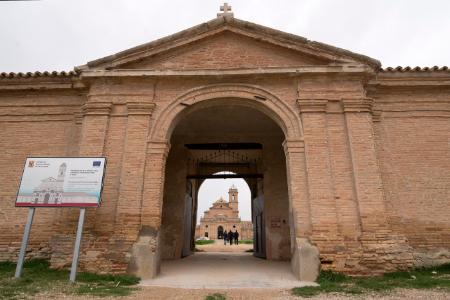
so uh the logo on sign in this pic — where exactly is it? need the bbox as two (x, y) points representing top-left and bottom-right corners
(93, 161), (101, 167)
(28, 161), (35, 168)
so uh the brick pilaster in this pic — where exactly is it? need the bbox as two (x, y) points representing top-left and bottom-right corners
(342, 98), (389, 232)
(115, 102), (155, 238)
(141, 140), (171, 229)
(78, 101), (111, 230)
(79, 101), (111, 156)
(283, 139), (311, 241)
(343, 98), (413, 273)
(297, 99), (341, 250)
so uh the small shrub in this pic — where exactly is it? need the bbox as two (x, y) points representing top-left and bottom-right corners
(195, 239), (215, 245)
(205, 292), (227, 300)
(239, 239), (253, 244)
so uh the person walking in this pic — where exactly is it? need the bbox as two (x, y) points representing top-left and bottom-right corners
(234, 230), (239, 245)
(228, 230), (234, 245)
(223, 230), (228, 245)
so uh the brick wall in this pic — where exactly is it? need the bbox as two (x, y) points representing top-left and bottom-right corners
(374, 85), (450, 266)
(0, 90), (84, 262)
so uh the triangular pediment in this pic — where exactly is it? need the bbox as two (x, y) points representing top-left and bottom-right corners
(121, 31), (330, 70)
(78, 16), (380, 71)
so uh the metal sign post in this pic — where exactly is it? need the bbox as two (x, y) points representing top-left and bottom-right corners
(14, 157), (106, 282)
(15, 207), (35, 278)
(69, 208), (86, 282)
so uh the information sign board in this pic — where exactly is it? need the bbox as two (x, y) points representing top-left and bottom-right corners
(16, 157), (106, 207)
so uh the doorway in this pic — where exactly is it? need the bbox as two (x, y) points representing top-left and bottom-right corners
(217, 226), (224, 239)
(160, 101), (291, 262)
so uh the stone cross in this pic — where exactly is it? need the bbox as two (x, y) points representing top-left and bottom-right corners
(217, 2), (233, 17)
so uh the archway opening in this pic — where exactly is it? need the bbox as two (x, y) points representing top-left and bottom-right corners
(217, 226), (224, 239)
(194, 171), (253, 252)
(160, 101), (291, 263)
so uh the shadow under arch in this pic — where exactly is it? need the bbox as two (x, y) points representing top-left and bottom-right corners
(148, 83), (303, 142)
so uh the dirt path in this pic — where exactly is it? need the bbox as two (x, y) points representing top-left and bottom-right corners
(196, 239), (253, 252)
(128, 287), (450, 300)
(33, 287), (450, 300)
(140, 252), (312, 289)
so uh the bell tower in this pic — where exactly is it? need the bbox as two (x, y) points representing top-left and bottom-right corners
(228, 184), (239, 212)
(57, 163), (66, 182)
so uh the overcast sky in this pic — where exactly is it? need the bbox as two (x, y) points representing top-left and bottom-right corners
(1, 0), (450, 72)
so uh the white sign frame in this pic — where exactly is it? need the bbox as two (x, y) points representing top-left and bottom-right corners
(15, 157), (107, 208)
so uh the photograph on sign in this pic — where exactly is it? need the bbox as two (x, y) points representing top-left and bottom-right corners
(16, 157), (106, 207)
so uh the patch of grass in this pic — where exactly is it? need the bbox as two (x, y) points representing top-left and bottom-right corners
(195, 239), (215, 245)
(205, 292), (227, 300)
(240, 239), (253, 244)
(292, 263), (450, 298)
(245, 249), (254, 253)
(0, 259), (140, 299)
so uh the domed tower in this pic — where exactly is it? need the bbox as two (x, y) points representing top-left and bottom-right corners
(228, 184), (238, 212)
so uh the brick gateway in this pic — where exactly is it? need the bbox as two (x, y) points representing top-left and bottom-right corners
(1, 8), (449, 281)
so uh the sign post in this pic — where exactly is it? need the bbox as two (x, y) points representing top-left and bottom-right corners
(14, 157), (106, 281)
(70, 208), (86, 282)
(14, 207), (35, 278)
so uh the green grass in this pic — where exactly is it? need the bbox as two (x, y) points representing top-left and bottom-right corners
(195, 239), (215, 245)
(292, 263), (450, 298)
(240, 239), (253, 244)
(205, 292), (227, 300)
(0, 259), (140, 299)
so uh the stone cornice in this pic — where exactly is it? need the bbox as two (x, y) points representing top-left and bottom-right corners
(342, 98), (373, 113)
(126, 102), (156, 116)
(80, 65), (375, 79)
(82, 102), (112, 116)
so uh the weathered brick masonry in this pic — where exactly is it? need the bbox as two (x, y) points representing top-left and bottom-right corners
(0, 14), (449, 279)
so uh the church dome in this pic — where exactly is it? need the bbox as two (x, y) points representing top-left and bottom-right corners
(215, 196), (226, 203)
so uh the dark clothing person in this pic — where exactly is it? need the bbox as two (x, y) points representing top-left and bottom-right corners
(234, 231), (239, 245)
(223, 230), (228, 245)
(228, 231), (234, 245)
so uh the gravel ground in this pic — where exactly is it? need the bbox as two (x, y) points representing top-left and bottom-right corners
(32, 287), (450, 300)
(196, 239), (253, 252)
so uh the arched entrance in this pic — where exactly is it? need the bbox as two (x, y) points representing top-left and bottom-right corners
(136, 84), (315, 281)
(159, 97), (292, 262)
(217, 226), (224, 239)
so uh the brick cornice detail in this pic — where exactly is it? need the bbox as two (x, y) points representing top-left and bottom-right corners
(126, 102), (156, 116)
(73, 112), (83, 124)
(372, 109), (382, 122)
(342, 98), (373, 113)
(147, 140), (171, 157)
(297, 99), (328, 113)
(283, 139), (305, 154)
(82, 102), (112, 115)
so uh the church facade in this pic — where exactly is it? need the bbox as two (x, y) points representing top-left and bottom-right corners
(0, 6), (449, 281)
(195, 186), (253, 241)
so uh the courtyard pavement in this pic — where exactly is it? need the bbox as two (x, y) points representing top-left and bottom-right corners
(140, 240), (315, 289)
